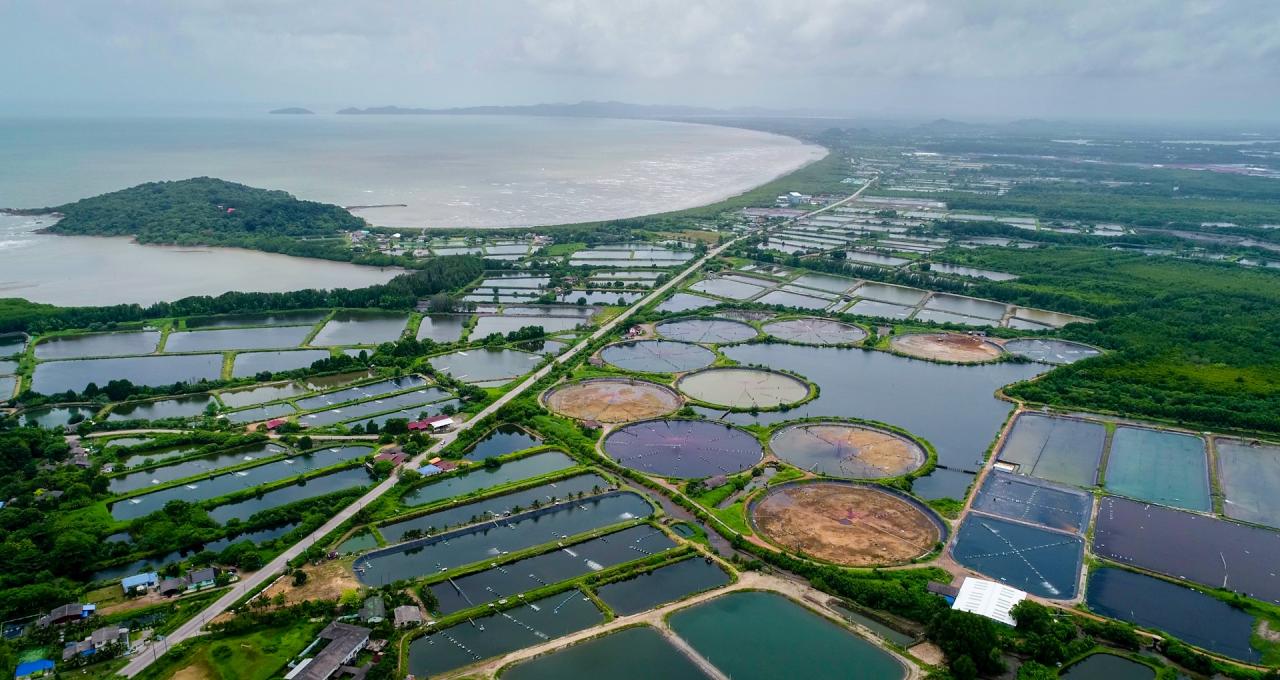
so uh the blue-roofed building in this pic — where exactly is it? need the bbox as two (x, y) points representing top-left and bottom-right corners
(417, 464), (443, 476)
(15, 659), (55, 678)
(121, 572), (159, 595)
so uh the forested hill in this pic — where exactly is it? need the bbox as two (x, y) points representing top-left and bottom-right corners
(43, 177), (366, 242)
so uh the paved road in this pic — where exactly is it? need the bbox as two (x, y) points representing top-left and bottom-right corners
(118, 235), (742, 677)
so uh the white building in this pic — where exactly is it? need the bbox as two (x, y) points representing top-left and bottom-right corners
(951, 577), (1027, 626)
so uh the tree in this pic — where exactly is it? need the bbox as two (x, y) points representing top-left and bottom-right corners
(292, 569), (308, 586)
(1016, 661), (1057, 680)
(298, 436), (313, 450)
(928, 609), (1005, 677)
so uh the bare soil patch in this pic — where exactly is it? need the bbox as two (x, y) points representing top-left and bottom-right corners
(543, 378), (681, 423)
(889, 333), (1003, 363)
(259, 558), (359, 608)
(171, 663), (214, 680)
(752, 483), (940, 566)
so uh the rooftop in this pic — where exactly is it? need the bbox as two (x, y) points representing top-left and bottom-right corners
(951, 577), (1026, 626)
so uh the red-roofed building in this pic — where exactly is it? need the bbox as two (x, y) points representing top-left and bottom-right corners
(435, 460), (459, 472)
(264, 418), (288, 430)
(374, 451), (408, 466)
(408, 415), (454, 432)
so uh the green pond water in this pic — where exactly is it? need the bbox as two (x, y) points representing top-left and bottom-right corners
(669, 591), (904, 680)
(502, 626), (707, 680)
(1060, 653), (1154, 680)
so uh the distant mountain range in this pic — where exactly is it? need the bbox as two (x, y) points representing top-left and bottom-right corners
(269, 107), (314, 114)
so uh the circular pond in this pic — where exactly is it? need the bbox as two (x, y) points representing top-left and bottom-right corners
(600, 340), (716, 373)
(676, 367), (810, 409)
(763, 318), (867, 346)
(750, 481), (943, 567)
(888, 333), (1004, 363)
(543, 378), (682, 423)
(769, 422), (926, 479)
(603, 419), (763, 478)
(656, 318), (759, 344)
(1003, 338), (1101, 365)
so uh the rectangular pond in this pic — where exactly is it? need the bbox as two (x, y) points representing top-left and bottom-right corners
(1087, 567), (1260, 662)
(1216, 438), (1280, 528)
(429, 524), (676, 614)
(970, 471), (1092, 534)
(89, 522), (300, 582)
(343, 398), (460, 431)
(225, 402), (297, 424)
(689, 278), (767, 300)
(464, 424), (542, 460)
(845, 251), (910, 267)
(929, 264), (1018, 281)
(401, 451), (578, 507)
(921, 293), (1008, 320)
(207, 465), (373, 524)
(1104, 427), (1210, 511)
(911, 309), (990, 327)
(18, 404), (100, 428)
(34, 330), (160, 360)
(111, 445), (373, 520)
(311, 311), (409, 345)
(106, 394), (217, 422)
(669, 591), (906, 680)
(656, 293), (719, 314)
(407, 590), (603, 678)
(1093, 496), (1280, 604)
(427, 347), (541, 383)
(380, 473), (612, 543)
(500, 626), (708, 680)
(951, 514), (1083, 599)
(164, 325), (311, 352)
(850, 282), (927, 306)
(217, 382), (307, 408)
(707, 344), (1046, 500)
(183, 311), (328, 329)
(756, 290), (830, 309)
(108, 442), (288, 494)
(32, 354), (224, 394)
(847, 299), (914, 319)
(996, 414), (1105, 488)
(791, 273), (858, 294)
(231, 349), (331, 377)
(471, 315), (583, 338)
(294, 376), (428, 410)
(416, 314), (470, 343)
(355, 491), (653, 584)
(298, 387), (449, 427)
(595, 556), (730, 616)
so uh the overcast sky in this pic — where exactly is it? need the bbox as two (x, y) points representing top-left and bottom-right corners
(2, 0), (1278, 121)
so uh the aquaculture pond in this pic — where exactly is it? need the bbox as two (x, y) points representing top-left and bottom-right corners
(501, 626), (707, 680)
(912, 309), (989, 327)
(669, 591), (905, 680)
(832, 604), (916, 647)
(1216, 438), (1280, 528)
(108, 442), (288, 494)
(428, 347), (541, 383)
(921, 293), (1007, 320)
(344, 399), (459, 431)
(105, 394), (217, 421)
(302, 371), (375, 389)
(294, 375), (428, 410)
(0, 375), (14, 399)
(690, 277), (767, 300)
(970, 472), (1092, 534)
(428, 524), (676, 614)
(845, 251), (910, 267)
(768, 422), (926, 479)
(310, 310), (409, 345)
(1059, 654), (1154, 680)
(118, 446), (202, 468)
(217, 382), (307, 408)
(207, 465), (373, 524)
(655, 292), (719, 314)
(0, 334), (26, 356)
(595, 556), (730, 616)
(677, 368), (809, 409)
(407, 590), (603, 678)
(599, 340), (716, 373)
(543, 379), (681, 424)
(756, 290), (830, 309)
(791, 273), (858, 293)
(928, 263), (1017, 281)
(356, 491), (653, 584)
(401, 451), (578, 507)
(183, 310), (329, 329)
(656, 318), (758, 344)
(603, 420), (764, 478)
(415, 314), (469, 343)
(995, 414), (1105, 488)
(230, 349), (331, 377)
(1104, 427), (1210, 511)
(951, 514), (1083, 599)
(34, 330), (160, 360)
(850, 282), (927, 306)
(89, 522), (300, 583)
(763, 317), (866, 345)
(381, 473), (611, 543)
(18, 404), (100, 428)
(32, 354), (224, 394)
(706, 344), (1046, 499)
(1093, 496), (1280, 605)
(1087, 568), (1260, 662)
(111, 446), (373, 520)
(463, 424), (542, 460)
(299, 387), (449, 427)
(847, 299), (914, 319)
(164, 325), (312, 352)
(225, 402), (297, 424)
(1001, 338), (1100, 365)
(472, 315), (583, 338)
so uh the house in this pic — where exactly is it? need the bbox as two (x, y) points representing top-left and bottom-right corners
(187, 567), (218, 590)
(37, 602), (93, 627)
(951, 577), (1026, 626)
(434, 460), (458, 472)
(159, 577), (187, 597)
(61, 625), (129, 661)
(265, 418), (288, 430)
(407, 415), (453, 432)
(579, 420), (602, 432)
(287, 622), (371, 680)
(373, 451), (407, 467)
(393, 605), (422, 628)
(359, 596), (386, 624)
(121, 572), (159, 596)
(14, 659), (55, 679)
(415, 464), (442, 477)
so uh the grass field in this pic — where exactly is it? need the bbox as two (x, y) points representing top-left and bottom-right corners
(136, 619), (324, 680)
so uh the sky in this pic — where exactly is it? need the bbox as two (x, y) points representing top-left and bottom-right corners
(2, 0), (1278, 122)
